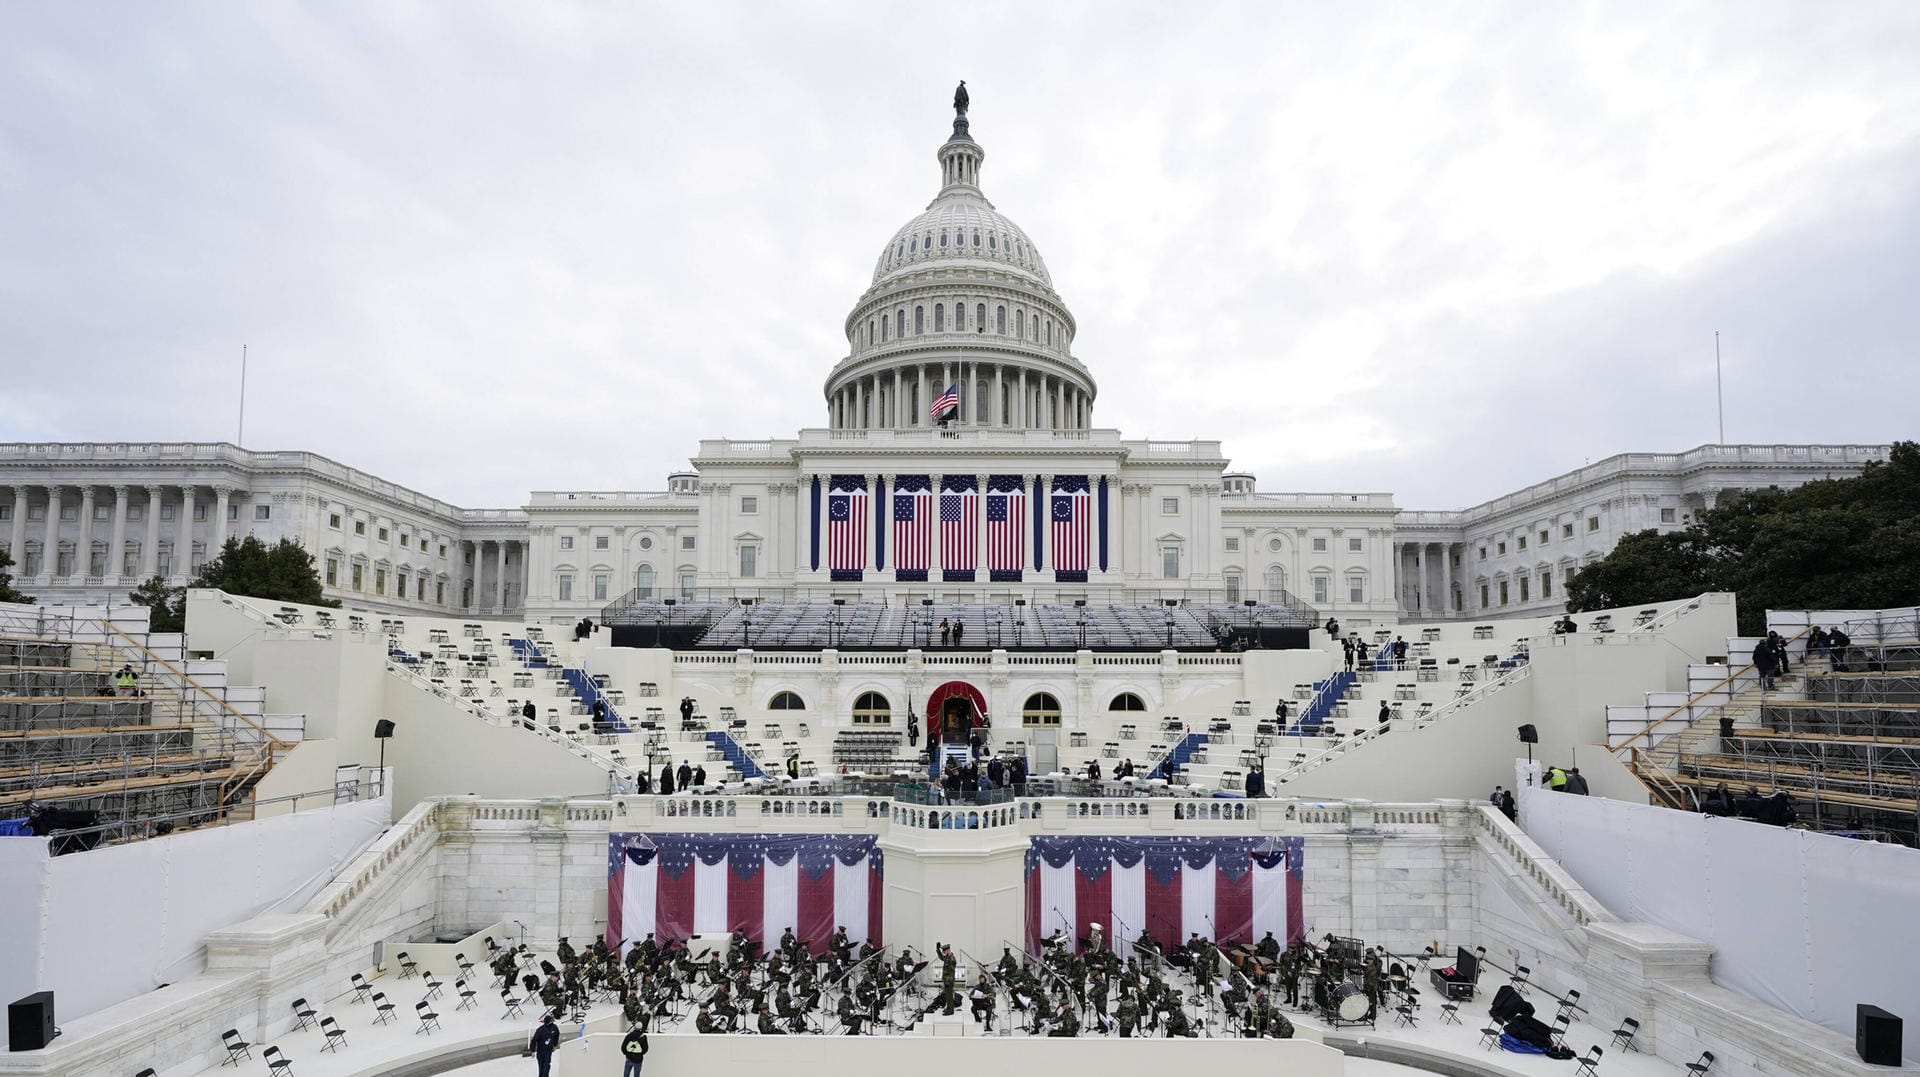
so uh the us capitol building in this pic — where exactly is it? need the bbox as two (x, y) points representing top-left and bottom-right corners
(0, 100), (1889, 628)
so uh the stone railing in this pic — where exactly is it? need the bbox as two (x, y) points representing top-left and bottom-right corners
(307, 800), (439, 923)
(1472, 804), (1614, 927)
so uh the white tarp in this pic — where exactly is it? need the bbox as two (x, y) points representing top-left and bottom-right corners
(1521, 785), (1919, 1060)
(0, 795), (390, 1041)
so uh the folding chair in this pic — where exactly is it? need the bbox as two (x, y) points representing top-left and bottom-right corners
(1479, 1024), (1503, 1050)
(454, 978), (479, 1011)
(219, 1029), (252, 1066)
(456, 954), (477, 979)
(1573, 1045), (1603, 1077)
(263, 1045), (294, 1076)
(502, 989), (526, 1020)
(1608, 1016), (1641, 1052)
(1509, 964), (1531, 994)
(1551, 1013), (1572, 1047)
(1684, 1051), (1716, 1076)
(290, 997), (318, 1032)
(1556, 989), (1582, 1024)
(371, 992), (397, 1026)
(348, 972), (374, 1004)
(320, 1016), (348, 1053)
(415, 1000), (442, 1035)
(1394, 1004), (1418, 1028)
(1439, 1001), (1461, 1025)
(397, 951), (420, 979)
(422, 973), (445, 1001)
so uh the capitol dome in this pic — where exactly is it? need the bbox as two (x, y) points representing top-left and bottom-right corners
(826, 96), (1094, 434)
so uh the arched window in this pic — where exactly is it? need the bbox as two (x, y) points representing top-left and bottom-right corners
(1109, 692), (1147, 712)
(1015, 309), (1024, 337)
(869, 319), (876, 345)
(954, 302), (963, 331)
(897, 241), (905, 258)
(881, 316), (889, 342)
(924, 232), (932, 249)
(910, 237), (918, 253)
(976, 381), (988, 417)
(972, 230), (981, 246)
(1022, 692), (1062, 727)
(939, 231), (948, 248)
(976, 303), (986, 331)
(635, 564), (655, 599)
(1045, 319), (1052, 345)
(896, 309), (906, 337)
(996, 306), (1006, 334)
(914, 306), (924, 334)
(989, 234), (997, 250)
(852, 691), (890, 726)
(934, 303), (945, 331)
(1264, 565), (1286, 597)
(769, 691), (806, 711)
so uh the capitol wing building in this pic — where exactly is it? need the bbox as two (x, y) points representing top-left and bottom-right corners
(0, 104), (1891, 626)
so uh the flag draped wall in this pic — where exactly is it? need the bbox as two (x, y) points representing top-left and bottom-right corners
(987, 474), (1026, 582)
(1051, 475), (1091, 582)
(893, 475), (932, 582)
(940, 476), (978, 581)
(607, 833), (883, 956)
(1023, 836), (1303, 957)
(827, 475), (868, 581)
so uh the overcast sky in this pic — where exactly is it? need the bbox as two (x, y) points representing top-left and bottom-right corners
(4, 2), (1917, 511)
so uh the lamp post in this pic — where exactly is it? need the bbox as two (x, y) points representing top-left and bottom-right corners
(831, 598), (845, 648)
(663, 598), (676, 647)
(1013, 598), (1026, 648)
(1165, 610), (1175, 650)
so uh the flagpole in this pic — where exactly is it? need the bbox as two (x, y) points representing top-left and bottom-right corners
(1714, 331), (1724, 445)
(238, 344), (248, 446)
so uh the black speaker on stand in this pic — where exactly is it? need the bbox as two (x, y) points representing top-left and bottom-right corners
(373, 719), (396, 796)
(1517, 724), (1538, 775)
(8, 991), (56, 1052)
(1857, 1004), (1902, 1065)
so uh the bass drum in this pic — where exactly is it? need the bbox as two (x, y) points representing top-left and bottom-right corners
(1331, 982), (1370, 1021)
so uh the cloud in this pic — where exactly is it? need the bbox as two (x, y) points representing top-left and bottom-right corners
(1, 1), (1916, 510)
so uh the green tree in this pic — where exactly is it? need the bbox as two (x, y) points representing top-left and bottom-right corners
(191, 536), (340, 608)
(1567, 440), (1920, 634)
(129, 575), (185, 632)
(0, 548), (33, 605)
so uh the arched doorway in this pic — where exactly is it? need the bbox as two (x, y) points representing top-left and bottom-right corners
(924, 680), (989, 743)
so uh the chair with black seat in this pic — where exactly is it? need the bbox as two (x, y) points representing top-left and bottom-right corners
(263, 1046), (294, 1076)
(1556, 988), (1582, 1024)
(415, 1000), (442, 1035)
(1439, 1000), (1461, 1025)
(1550, 1013), (1572, 1046)
(1608, 1016), (1640, 1052)
(371, 991), (397, 1026)
(1573, 1045), (1602, 1077)
(320, 1016), (348, 1053)
(219, 1029), (252, 1066)
(1394, 1003), (1418, 1028)
(1685, 1050), (1715, 1076)
(454, 978), (479, 1011)
(456, 953), (477, 979)
(1509, 964), (1530, 994)
(135, 1071), (156, 1077)
(1479, 1023), (1503, 1049)
(291, 997), (318, 1031)
(397, 951), (420, 979)
(348, 972), (374, 1004)
(422, 972), (445, 1001)
(501, 988), (526, 1020)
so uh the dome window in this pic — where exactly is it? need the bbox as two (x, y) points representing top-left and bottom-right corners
(976, 304), (986, 331)
(897, 241), (905, 259)
(934, 303), (945, 331)
(925, 232), (933, 249)
(988, 234), (997, 250)
(909, 237), (917, 253)
(939, 232), (948, 248)
(996, 306), (1007, 334)
(973, 230), (981, 247)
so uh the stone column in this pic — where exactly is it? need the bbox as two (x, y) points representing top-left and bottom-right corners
(1441, 544), (1455, 616)
(108, 485), (129, 584)
(7, 487), (26, 572)
(177, 485), (196, 581)
(43, 485), (62, 581)
(992, 365), (1004, 427)
(143, 488), (162, 577)
(494, 541), (507, 612)
(77, 486), (97, 578)
(1390, 541), (1403, 615)
(1419, 543), (1433, 616)
(213, 485), (232, 553)
(893, 368), (903, 429)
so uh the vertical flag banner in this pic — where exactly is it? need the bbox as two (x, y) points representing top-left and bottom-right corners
(1098, 475), (1109, 572)
(827, 474), (868, 581)
(875, 475), (887, 571)
(893, 475), (933, 582)
(608, 833), (883, 955)
(1022, 836), (1303, 957)
(940, 475), (978, 582)
(987, 474), (1026, 582)
(809, 475), (821, 572)
(1051, 475), (1091, 583)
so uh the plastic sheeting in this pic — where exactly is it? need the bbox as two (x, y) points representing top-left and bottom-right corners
(0, 795), (390, 1040)
(1521, 787), (1919, 1061)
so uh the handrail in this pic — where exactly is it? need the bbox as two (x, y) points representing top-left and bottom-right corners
(1275, 661), (1532, 783)
(1608, 624), (1815, 757)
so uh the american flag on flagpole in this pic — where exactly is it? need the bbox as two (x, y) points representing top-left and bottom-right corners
(1051, 476), (1091, 580)
(893, 477), (932, 581)
(828, 476), (867, 580)
(987, 475), (1025, 581)
(931, 383), (960, 420)
(940, 477), (977, 580)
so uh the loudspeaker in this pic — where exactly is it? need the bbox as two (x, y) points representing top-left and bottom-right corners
(8, 991), (55, 1052)
(373, 719), (396, 739)
(1857, 1003), (1902, 1065)
(1517, 724), (1539, 744)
